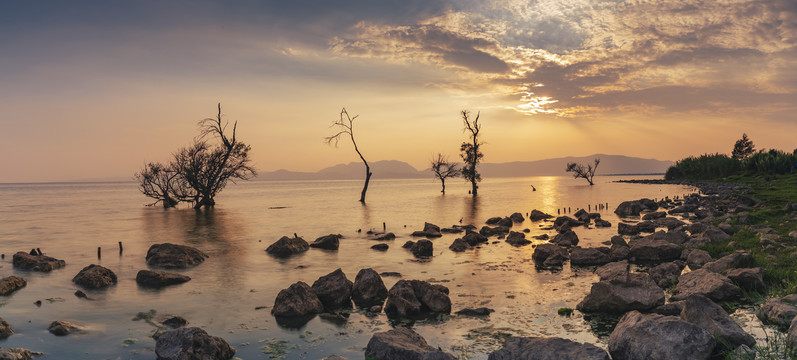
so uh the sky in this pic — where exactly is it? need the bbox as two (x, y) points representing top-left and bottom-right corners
(1, 0), (795, 182)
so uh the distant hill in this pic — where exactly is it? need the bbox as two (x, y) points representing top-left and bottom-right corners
(257, 154), (673, 180)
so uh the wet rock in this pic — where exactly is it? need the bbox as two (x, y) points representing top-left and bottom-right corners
(680, 295), (755, 348)
(595, 261), (629, 281)
(726, 267), (764, 292)
(756, 294), (797, 328)
(480, 226), (510, 237)
(0, 318), (12, 339)
(486, 217), (502, 225)
(608, 311), (714, 360)
(310, 234), (342, 250)
(551, 229), (579, 247)
(529, 210), (554, 221)
(462, 231), (488, 246)
(371, 244), (389, 251)
(147, 243), (208, 269)
(497, 217), (514, 227)
(265, 236), (310, 258)
(702, 250), (752, 273)
(0, 348), (34, 360)
(642, 211), (667, 220)
(456, 307), (494, 316)
(410, 240), (433, 258)
(648, 261), (684, 289)
(489, 338), (611, 360)
(615, 201), (644, 217)
(553, 216), (584, 232)
(617, 223), (640, 236)
(384, 280), (450, 318)
(374, 233), (396, 241)
(48, 320), (82, 336)
(594, 219), (612, 227)
(12, 252), (65, 272)
(672, 269), (740, 302)
(509, 212), (525, 223)
(365, 327), (455, 360)
(577, 273), (665, 313)
(440, 227), (463, 234)
(533, 234), (549, 240)
(505, 231), (531, 246)
(628, 239), (681, 263)
(136, 270), (191, 288)
(271, 281), (324, 318)
(532, 244), (569, 268)
(160, 315), (188, 329)
(74, 290), (87, 299)
(352, 268), (388, 308)
(311, 269), (353, 310)
(402, 241), (415, 249)
(0, 276), (27, 296)
(154, 327), (235, 360)
(686, 250), (712, 270)
(419, 222), (442, 237)
(570, 247), (611, 266)
(380, 272), (401, 277)
(72, 264), (117, 289)
(449, 238), (472, 252)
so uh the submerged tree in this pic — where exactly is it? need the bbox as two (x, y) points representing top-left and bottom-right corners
(566, 158), (600, 186)
(732, 133), (755, 160)
(135, 103), (255, 209)
(325, 108), (371, 203)
(460, 110), (483, 196)
(430, 153), (461, 194)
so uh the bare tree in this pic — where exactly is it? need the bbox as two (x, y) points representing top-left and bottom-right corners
(325, 108), (371, 203)
(732, 133), (755, 160)
(134, 162), (182, 208)
(566, 158), (600, 185)
(460, 110), (483, 195)
(430, 153), (461, 193)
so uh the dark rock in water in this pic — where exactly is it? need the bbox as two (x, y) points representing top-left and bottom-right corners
(74, 290), (88, 299)
(371, 244), (389, 251)
(72, 264), (117, 289)
(486, 217), (503, 225)
(365, 327), (455, 360)
(449, 238), (472, 252)
(0, 318), (12, 339)
(756, 294), (797, 328)
(462, 231), (488, 246)
(160, 315), (188, 329)
(577, 273), (665, 313)
(402, 241), (415, 249)
(352, 268), (388, 308)
(505, 231), (531, 246)
(310, 234), (342, 250)
(0, 348), (34, 360)
(48, 320), (82, 336)
(617, 223), (640, 236)
(686, 249), (712, 270)
(532, 244), (569, 268)
(595, 261), (629, 281)
(147, 243), (208, 268)
(440, 227), (463, 234)
(594, 219), (612, 227)
(265, 236), (309, 258)
(455, 307), (494, 316)
(411, 231), (428, 237)
(642, 211), (667, 220)
(0, 276), (27, 296)
(12, 252), (65, 272)
(681, 295), (755, 348)
(614, 201), (644, 217)
(509, 212), (524, 222)
(648, 261), (684, 289)
(608, 311), (714, 360)
(155, 327), (235, 360)
(726, 267), (764, 292)
(551, 229), (579, 247)
(672, 269), (740, 302)
(410, 240), (433, 258)
(380, 272), (402, 277)
(488, 337), (610, 360)
(374, 232), (396, 241)
(422, 222), (442, 237)
(532, 234), (549, 240)
(480, 225), (510, 237)
(136, 270), (191, 288)
(628, 239), (681, 263)
(496, 217), (514, 227)
(553, 216), (584, 232)
(311, 269), (353, 310)
(384, 280), (450, 318)
(570, 247), (611, 266)
(610, 236), (628, 247)
(529, 210), (554, 221)
(271, 281), (324, 318)
(319, 312), (349, 324)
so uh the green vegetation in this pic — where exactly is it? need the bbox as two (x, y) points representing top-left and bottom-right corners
(557, 307), (574, 317)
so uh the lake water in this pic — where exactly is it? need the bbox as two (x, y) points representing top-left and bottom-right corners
(0, 176), (698, 359)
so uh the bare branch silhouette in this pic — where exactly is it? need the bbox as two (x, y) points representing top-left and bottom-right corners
(566, 158), (600, 185)
(430, 153), (461, 193)
(460, 110), (483, 196)
(325, 108), (371, 203)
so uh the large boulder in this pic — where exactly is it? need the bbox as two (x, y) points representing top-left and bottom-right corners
(351, 268), (388, 308)
(595, 261), (629, 281)
(147, 243), (208, 268)
(0, 318), (12, 339)
(309, 234), (341, 250)
(154, 327), (235, 360)
(686, 249), (712, 270)
(614, 201), (644, 217)
(271, 281), (324, 318)
(532, 244), (569, 268)
(505, 231), (531, 246)
(384, 280), (451, 318)
(488, 337), (610, 360)
(417, 222), (442, 238)
(617, 223), (641, 236)
(462, 231), (488, 246)
(570, 247), (611, 266)
(608, 311), (715, 360)
(365, 327), (455, 360)
(136, 270), (191, 288)
(648, 261), (684, 289)
(0, 276), (27, 296)
(449, 238), (472, 252)
(509, 212), (525, 223)
(551, 229), (579, 247)
(726, 267), (764, 292)
(529, 210), (554, 221)
(680, 295), (755, 348)
(410, 240), (434, 258)
(12, 252), (65, 272)
(702, 251), (752, 273)
(756, 294), (797, 328)
(577, 273), (665, 313)
(553, 217), (583, 232)
(628, 239), (681, 263)
(72, 264), (117, 289)
(672, 269), (740, 302)
(265, 236), (310, 258)
(311, 269), (353, 310)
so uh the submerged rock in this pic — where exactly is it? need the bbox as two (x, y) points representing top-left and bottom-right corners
(449, 238), (472, 252)
(608, 311), (715, 360)
(311, 269), (353, 310)
(147, 243), (208, 268)
(351, 268), (388, 308)
(72, 264), (117, 289)
(371, 244), (389, 251)
(0, 318), (12, 339)
(0, 276), (27, 296)
(265, 236), (309, 258)
(12, 252), (65, 272)
(271, 281), (324, 318)
(136, 270), (191, 288)
(365, 327), (455, 360)
(309, 234), (342, 250)
(488, 337), (610, 360)
(384, 280), (450, 318)
(48, 320), (82, 336)
(374, 233), (396, 241)
(154, 327), (235, 360)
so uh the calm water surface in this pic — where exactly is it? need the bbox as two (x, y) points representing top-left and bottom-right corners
(0, 176), (698, 359)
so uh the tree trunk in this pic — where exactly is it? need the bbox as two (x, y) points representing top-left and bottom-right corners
(441, 179), (446, 193)
(360, 166), (372, 203)
(471, 179), (478, 196)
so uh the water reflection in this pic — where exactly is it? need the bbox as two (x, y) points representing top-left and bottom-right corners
(463, 195), (481, 225)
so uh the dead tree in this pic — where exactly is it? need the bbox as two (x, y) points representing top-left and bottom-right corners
(430, 154), (461, 193)
(460, 110), (483, 195)
(566, 158), (600, 185)
(325, 108), (371, 203)
(134, 162), (182, 208)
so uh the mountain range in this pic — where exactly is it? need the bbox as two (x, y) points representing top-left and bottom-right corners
(257, 154), (673, 180)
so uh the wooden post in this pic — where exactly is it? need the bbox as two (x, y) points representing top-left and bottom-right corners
(97, 247), (101, 259)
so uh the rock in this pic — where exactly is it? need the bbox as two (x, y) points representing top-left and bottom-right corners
(449, 238), (472, 252)
(652, 301), (685, 316)
(509, 212), (524, 222)
(420, 222), (442, 237)
(617, 223), (640, 236)
(488, 337), (610, 360)
(72, 264), (117, 289)
(486, 217), (502, 225)
(608, 311), (715, 360)
(371, 244), (389, 251)
(594, 219), (612, 227)
(628, 239), (681, 263)
(265, 236), (310, 258)
(402, 241), (415, 249)
(615, 201), (644, 217)
(0, 318), (12, 339)
(365, 327), (455, 360)
(74, 290), (87, 299)
(480, 226), (510, 237)
(718, 223), (734, 235)
(48, 320), (82, 336)
(756, 294), (797, 328)
(789, 316), (797, 352)
(462, 231), (488, 246)
(656, 217), (687, 230)
(726, 267), (764, 292)
(790, 230), (797, 240)
(311, 269), (353, 310)
(570, 247), (611, 266)
(688, 223), (710, 235)
(529, 210), (554, 221)
(310, 234), (342, 250)
(595, 261), (629, 280)
(12, 252), (65, 272)
(146, 243), (208, 268)
(155, 327), (235, 360)
(440, 227), (463, 234)
(532, 244), (569, 268)
(160, 315), (188, 329)
(322, 356), (348, 360)
(553, 216), (584, 232)
(686, 250), (712, 270)
(729, 345), (756, 360)
(532, 234), (549, 240)
(374, 233), (396, 241)
(410, 240), (433, 258)
(384, 280), (451, 318)
(351, 268), (388, 308)
(577, 273), (665, 313)
(680, 295), (755, 348)
(497, 217), (514, 227)
(456, 307), (494, 316)
(551, 229), (579, 247)
(648, 261), (684, 289)
(136, 270), (191, 288)
(701, 226), (732, 243)
(505, 231), (531, 246)
(702, 250), (752, 273)
(672, 269), (740, 302)
(271, 281), (324, 318)
(609, 244), (630, 261)
(664, 230), (689, 244)
(0, 276), (26, 296)
(0, 348), (33, 360)
(642, 211), (667, 220)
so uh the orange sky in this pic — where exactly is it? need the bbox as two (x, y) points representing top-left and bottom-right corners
(1, 0), (795, 182)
